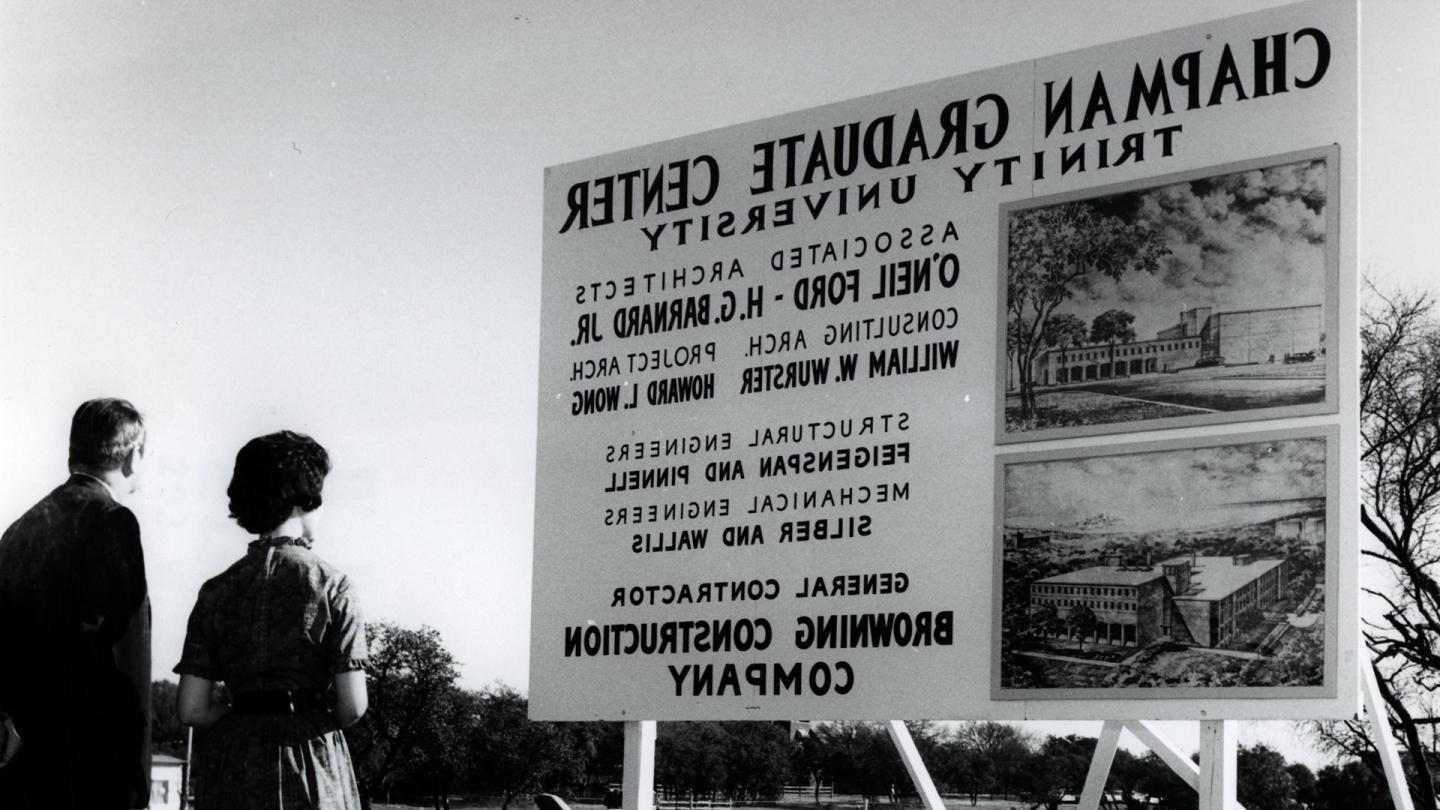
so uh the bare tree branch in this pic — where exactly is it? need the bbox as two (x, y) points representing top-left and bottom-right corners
(1346, 278), (1440, 808)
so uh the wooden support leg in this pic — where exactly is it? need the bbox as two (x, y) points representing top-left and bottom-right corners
(885, 720), (945, 810)
(1363, 664), (1417, 810)
(1078, 721), (1123, 810)
(623, 720), (656, 810)
(1197, 720), (1236, 810)
(1122, 721), (1199, 792)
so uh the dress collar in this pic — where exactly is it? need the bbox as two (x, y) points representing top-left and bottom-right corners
(250, 535), (313, 551)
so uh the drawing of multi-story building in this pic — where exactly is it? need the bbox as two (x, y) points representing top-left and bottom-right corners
(1029, 554), (1289, 649)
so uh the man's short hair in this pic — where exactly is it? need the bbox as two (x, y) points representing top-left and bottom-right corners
(68, 398), (146, 472)
(227, 431), (331, 534)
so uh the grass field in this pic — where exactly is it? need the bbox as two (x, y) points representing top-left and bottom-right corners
(1005, 363), (1326, 431)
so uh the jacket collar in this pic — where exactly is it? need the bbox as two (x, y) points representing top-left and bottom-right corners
(66, 471), (116, 500)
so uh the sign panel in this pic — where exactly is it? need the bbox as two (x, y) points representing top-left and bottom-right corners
(532, 1), (1357, 721)
(994, 426), (1340, 701)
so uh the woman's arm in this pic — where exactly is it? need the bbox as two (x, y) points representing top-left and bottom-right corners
(332, 670), (368, 727)
(176, 674), (231, 728)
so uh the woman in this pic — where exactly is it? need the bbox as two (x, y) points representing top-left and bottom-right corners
(175, 431), (367, 809)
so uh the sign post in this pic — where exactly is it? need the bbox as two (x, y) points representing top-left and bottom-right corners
(1068, 673), (1417, 810)
(1077, 722), (1124, 810)
(622, 721), (657, 810)
(1364, 663), (1417, 810)
(883, 721), (944, 810)
(1197, 721), (1238, 810)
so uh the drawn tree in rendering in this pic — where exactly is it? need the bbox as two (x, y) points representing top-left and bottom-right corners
(1042, 312), (1089, 382)
(1089, 308), (1137, 377)
(1034, 601), (1063, 651)
(1066, 604), (1098, 651)
(1005, 319), (1024, 391)
(1007, 201), (1168, 420)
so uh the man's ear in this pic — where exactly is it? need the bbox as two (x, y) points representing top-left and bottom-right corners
(120, 448), (138, 478)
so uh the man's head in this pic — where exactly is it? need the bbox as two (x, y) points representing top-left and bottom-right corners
(68, 398), (146, 487)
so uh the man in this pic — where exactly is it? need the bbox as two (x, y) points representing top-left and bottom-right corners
(0, 398), (152, 809)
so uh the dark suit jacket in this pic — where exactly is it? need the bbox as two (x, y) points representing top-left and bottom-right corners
(0, 475), (151, 809)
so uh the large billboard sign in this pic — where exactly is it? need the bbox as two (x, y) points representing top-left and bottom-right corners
(532, 1), (1357, 721)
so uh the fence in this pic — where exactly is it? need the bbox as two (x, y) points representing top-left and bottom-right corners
(656, 798), (734, 810)
(779, 784), (835, 802)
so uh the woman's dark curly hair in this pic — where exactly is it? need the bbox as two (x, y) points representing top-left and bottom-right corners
(227, 430), (331, 534)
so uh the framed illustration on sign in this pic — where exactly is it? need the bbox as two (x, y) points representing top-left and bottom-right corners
(997, 147), (1340, 443)
(992, 427), (1338, 701)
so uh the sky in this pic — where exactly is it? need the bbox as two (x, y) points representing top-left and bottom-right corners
(3, 0), (1437, 774)
(1006, 436), (1326, 533)
(1053, 158), (1329, 340)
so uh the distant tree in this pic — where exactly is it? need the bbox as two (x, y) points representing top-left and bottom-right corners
(657, 722), (730, 797)
(903, 720), (945, 764)
(1024, 735), (1095, 807)
(151, 679), (185, 757)
(1131, 751), (1196, 810)
(953, 722), (1035, 799)
(1090, 309), (1138, 377)
(1105, 749), (1154, 810)
(469, 684), (587, 810)
(656, 722), (796, 801)
(1006, 201), (1168, 419)
(1288, 762), (1318, 810)
(401, 685), (481, 810)
(1314, 760), (1392, 810)
(792, 729), (829, 801)
(571, 721), (625, 796)
(719, 723), (799, 801)
(807, 722), (908, 800)
(935, 735), (992, 805)
(348, 622), (461, 809)
(1236, 744), (1298, 810)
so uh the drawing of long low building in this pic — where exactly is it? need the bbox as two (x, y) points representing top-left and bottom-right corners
(1029, 554), (1289, 649)
(1033, 304), (1322, 386)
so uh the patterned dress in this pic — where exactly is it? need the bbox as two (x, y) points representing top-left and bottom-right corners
(175, 536), (367, 809)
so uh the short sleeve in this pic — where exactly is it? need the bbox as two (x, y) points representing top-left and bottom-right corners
(325, 575), (367, 673)
(173, 587), (222, 681)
